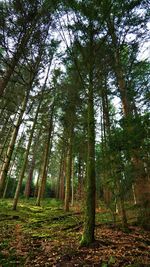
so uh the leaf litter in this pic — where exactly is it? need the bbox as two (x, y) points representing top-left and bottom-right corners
(0, 200), (150, 267)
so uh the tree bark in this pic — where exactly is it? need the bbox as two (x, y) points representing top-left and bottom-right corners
(59, 154), (66, 201)
(2, 133), (24, 198)
(56, 148), (64, 199)
(24, 128), (41, 198)
(77, 154), (83, 200)
(64, 133), (73, 212)
(81, 84), (96, 245)
(0, 94), (28, 197)
(36, 108), (54, 206)
(24, 153), (36, 198)
(71, 158), (74, 207)
(12, 96), (42, 210)
(81, 26), (96, 245)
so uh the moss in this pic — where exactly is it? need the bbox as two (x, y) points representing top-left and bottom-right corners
(0, 252), (25, 267)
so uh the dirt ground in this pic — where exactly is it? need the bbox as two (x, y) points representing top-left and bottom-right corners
(0, 200), (150, 267)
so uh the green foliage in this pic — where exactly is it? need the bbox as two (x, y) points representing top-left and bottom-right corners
(108, 256), (116, 265)
(101, 263), (108, 267)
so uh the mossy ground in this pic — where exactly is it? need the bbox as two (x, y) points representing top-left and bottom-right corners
(0, 198), (150, 267)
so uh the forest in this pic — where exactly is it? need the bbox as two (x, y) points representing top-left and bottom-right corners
(0, 0), (150, 266)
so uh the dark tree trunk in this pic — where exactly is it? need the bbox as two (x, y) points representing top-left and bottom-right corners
(64, 131), (73, 212)
(24, 127), (42, 198)
(24, 154), (36, 198)
(36, 107), (54, 206)
(59, 155), (66, 201)
(81, 25), (96, 245)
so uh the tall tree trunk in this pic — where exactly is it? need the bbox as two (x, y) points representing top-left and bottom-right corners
(12, 97), (42, 210)
(24, 153), (36, 198)
(81, 27), (96, 245)
(107, 17), (131, 115)
(115, 177), (128, 229)
(0, 94), (28, 197)
(71, 158), (74, 207)
(107, 17), (150, 222)
(101, 79), (110, 139)
(56, 148), (64, 199)
(2, 131), (24, 198)
(13, 59), (52, 208)
(36, 109), (54, 206)
(77, 154), (83, 200)
(2, 176), (9, 198)
(0, 30), (48, 197)
(120, 196), (128, 230)
(2, 160), (16, 199)
(64, 132), (73, 212)
(101, 80), (113, 207)
(81, 83), (96, 245)
(0, 115), (17, 160)
(24, 128), (41, 198)
(59, 154), (66, 201)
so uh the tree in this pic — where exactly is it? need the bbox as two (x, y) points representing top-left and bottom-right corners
(36, 104), (54, 206)
(24, 126), (42, 198)
(0, 91), (29, 196)
(0, 0), (58, 96)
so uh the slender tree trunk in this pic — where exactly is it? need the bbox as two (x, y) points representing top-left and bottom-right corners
(1, 138), (19, 198)
(24, 126), (42, 198)
(59, 155), (66, 201)
(0, 116), (16, 159)
(115, 177), (128, 229)
(0, 41), (42, 197)
(2, 136), (22, 199)
(78, 155), (83, 200)
(12, 98), (41, 209)
(2, 177), (9, 198)
(119, 196), (128, 230)
(36, 143), (49, 206)
(56, 149), (64, 199)
(101, 80), (110, 138)
(36, 111), (53, 206)
(81, 85), (96, 245)
(0, 111), (15, 143)
(24, 154), (36, 198)
(0, 124), (13, 176)
(107, 18), (131, 115)
(81, 27), (96, 245)
(13, 58), (52, 208)
(71, 158), (74, 207)
(64, 133), (73, 212)
(101, 80), (113, 207)
(0, 94), (27, 197)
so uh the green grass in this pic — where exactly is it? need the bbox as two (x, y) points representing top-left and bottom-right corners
(0, 198), (82, 239)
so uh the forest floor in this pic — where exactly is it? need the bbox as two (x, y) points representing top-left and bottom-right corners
(0, 199), (150, 267)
